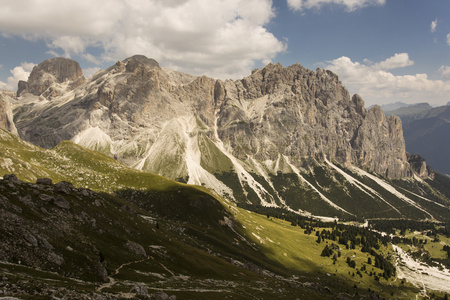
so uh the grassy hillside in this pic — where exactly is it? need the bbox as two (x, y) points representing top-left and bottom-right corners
(0, 129), (448, 298)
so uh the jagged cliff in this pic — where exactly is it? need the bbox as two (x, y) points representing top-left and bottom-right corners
(14, 56), (410, 176)
(11, 55), (435, 217)
(0, 91), (18, 135)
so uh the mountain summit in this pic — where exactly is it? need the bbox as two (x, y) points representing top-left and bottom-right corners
(10, 55), (444, 219)
(17, 57), (85, 97)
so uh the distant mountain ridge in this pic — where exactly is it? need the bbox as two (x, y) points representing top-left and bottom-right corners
(369, 101), (409, 112)
(3, 55), (448, 219)
(384, 102), (450, 175)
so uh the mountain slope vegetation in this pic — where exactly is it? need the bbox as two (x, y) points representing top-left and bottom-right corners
(0, 128), (441, 299)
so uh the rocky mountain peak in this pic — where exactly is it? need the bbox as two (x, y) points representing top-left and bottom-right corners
(18, 57), (85, 97)
(123, 55), (160, 72)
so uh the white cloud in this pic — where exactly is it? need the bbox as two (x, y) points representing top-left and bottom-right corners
(287, 0), (385, 11)
(83, 67), (101, 79)
(373, 53), (414, 70)
(1, 62), (36, 91)
(431, 18), (437, 33)
(324, 54), (450, 106)
(438, 65), (450, 81)
(47, 36), (91, 57)
(0, 0), (286, 79)
(447, 33), (450, 46)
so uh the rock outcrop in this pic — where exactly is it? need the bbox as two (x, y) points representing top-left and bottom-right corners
(0, 91), (18, 135)
(19, 57), (85, 97)
(407, 153), (434, 179)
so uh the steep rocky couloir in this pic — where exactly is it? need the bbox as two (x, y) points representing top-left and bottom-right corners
(13, 55), (411, 181)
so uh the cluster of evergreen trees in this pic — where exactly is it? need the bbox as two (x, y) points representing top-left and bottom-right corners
(240, 205), (450, 281)
(443, 245), (450, 258)
(312, 224), (396, 280)
(369, 219), (449, 238)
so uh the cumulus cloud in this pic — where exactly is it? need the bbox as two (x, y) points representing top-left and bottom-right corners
(0, 0), (286, 79)
(373, 53), (414, 70)
(287, 0), (385, 11)
(431, 18), (438, 33)
(438, 66), (450, 81)
(83, 67), (101, 79)
(1, 62), (36, 91)
(324, 54), (450, 106)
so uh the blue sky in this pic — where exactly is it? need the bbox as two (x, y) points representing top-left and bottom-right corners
(0, 0), (449, 106)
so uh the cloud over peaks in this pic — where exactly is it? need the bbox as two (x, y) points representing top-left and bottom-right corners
(373, 53), (414, 70)
(0, 0), (286, 79)
(1, 62), (36, 91)
(325, 54), (450, 106)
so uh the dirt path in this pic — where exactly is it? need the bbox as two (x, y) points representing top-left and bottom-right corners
(96, 256), (154, 292)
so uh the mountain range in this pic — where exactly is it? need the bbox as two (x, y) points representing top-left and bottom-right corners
(1, 55), (450, 298)
(0, 55), (449, 221)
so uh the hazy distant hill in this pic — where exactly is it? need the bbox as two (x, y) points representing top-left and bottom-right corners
(386, 103), (450, 175)
(385, 103), (433, 121)
(368, 101), (409, 112)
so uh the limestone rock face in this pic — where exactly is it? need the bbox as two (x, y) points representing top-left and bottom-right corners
(26, 57), (85, 96)
(351, 105), (410, 178)
(0, 91), (18, 135)
(17, 80), (29, 97)
(215, 63), (410, 178)
(13, 55), (412, 186)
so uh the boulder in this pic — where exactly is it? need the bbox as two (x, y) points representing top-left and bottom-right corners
(3, 174), (22, 184)
(53, 195), (70, 209)
(125, 240), (147, 258)
(36, 178), (53, 185)
(130, 283), (148, 296)
(54, 181), (75, 194)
